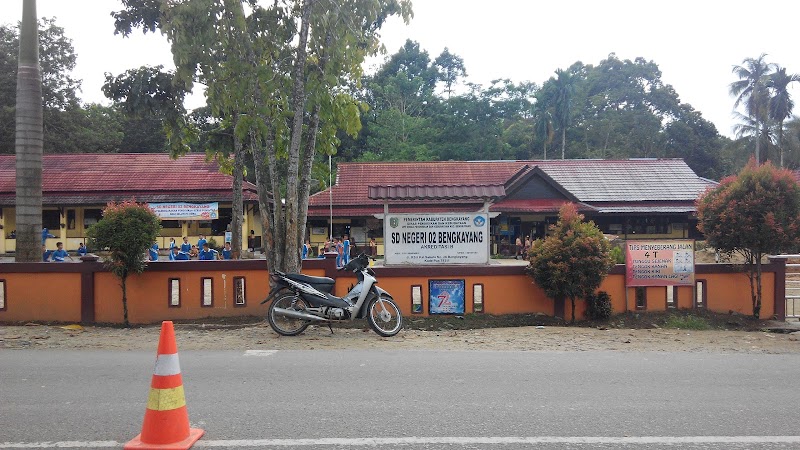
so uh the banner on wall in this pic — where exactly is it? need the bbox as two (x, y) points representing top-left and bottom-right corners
(625, 240), (695, 286)
(148, 202), (219, 221)
(384, 212), (489, 265)
(429, 279), (465, 314)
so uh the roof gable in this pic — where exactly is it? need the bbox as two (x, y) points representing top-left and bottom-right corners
(504, 165), (575, 202)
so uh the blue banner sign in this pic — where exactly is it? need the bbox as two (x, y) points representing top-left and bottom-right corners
(429, 279), (465, 315)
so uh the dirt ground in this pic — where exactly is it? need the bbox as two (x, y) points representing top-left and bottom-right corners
(2, 311), (800, 354)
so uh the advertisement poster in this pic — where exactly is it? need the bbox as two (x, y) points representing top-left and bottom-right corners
(625, 240), (695, 286)
(384, 213), (489, 265)
(148, 202), (219, 221)
(429, 279), (465, 314)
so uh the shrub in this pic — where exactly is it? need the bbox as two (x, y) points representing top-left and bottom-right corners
(664, 314), (711, 330)
(86, 201), (161, 327)
(527, 204), (615, 322)
(585, 291), (613, 321)
(609, 246), (625, 264)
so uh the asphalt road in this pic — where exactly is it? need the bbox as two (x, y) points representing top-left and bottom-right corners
(2, 350), (800, 449)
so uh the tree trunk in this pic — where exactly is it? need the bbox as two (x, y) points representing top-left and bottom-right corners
(231, 119), (244, 259)
(15, 0), (43, 263)
(282, 0), (314, 273)
(297, 29), (332, 257)
(561, 128), (566, 159)
(778, 119), (785, 168)
(252, 128), (282, 272)
(754, 88), (761, 165)
(297, 104), (320, 252)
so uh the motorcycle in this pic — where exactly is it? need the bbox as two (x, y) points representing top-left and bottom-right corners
(261, 253), (403, 337)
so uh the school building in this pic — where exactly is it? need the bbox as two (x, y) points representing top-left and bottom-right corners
(306, 159), (716, 256)
(0, 153), (262, 253)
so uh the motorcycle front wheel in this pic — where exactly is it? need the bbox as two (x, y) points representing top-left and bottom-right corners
(367, 295), (403, 337)
(268, 293), (311, 336)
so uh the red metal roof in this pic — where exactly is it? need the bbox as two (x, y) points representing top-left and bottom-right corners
(314, 203), (488, 218)
(308, 159), (714, 216)
(0, 153), (259, 206)
(368, 184), (505, 200)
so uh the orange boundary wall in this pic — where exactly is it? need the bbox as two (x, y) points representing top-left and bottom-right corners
(0, 255), (786, 324)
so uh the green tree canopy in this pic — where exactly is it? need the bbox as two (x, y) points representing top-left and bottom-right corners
(697, 159), (800, 318)
(113, 0), (412, 273)
(527, 203), (614, 322)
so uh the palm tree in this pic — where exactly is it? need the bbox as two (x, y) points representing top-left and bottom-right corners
(15, 0), (43, 262)
(732, 111), (777, 161)
(730, 54), (775, 164)
(552, 68), (574, 159)
(767, 66), (800, 167)
(533, 103), (554, 160)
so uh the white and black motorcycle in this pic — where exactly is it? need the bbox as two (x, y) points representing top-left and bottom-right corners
(261, 253), (403, 337)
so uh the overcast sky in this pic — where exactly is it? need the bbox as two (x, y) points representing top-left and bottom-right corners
(3, 0), (800, 139)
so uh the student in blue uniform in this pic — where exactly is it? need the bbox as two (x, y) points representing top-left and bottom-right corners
(169, 237), (176, 252)
(41, 228), (55, 245)
(197, 234), (207, 252)
(170, 247), (190, 261)
(222, 242), (233, 260)
(148, 242), (159, 261)
(77, 243), (88, 257)
(342, 234), (351, 265)
(51, 242), (73, 262)
(42, 245), (53, 262)
(198, 243), (218, 260)
(180, 236), (192, 253)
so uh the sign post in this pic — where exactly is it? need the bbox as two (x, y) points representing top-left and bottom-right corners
(384, 213), (489, 265)
(625, 240), (695, 286)
(625, 240), (695, 310)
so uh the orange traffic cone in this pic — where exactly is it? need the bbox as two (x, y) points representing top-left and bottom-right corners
(125, 321), (204, 449)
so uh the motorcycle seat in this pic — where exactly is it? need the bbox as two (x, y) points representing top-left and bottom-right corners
(286, 273), (335, 293)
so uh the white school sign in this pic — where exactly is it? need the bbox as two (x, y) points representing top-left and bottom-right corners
(384, 213), (489, 265)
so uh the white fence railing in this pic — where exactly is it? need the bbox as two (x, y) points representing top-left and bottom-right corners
(776, 255), (800, 320)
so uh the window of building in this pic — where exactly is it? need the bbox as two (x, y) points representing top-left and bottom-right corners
(411, 285), (422, 314)
(695, 280), (706, 309)
(66, 209), (76, 230)
(473, 284), (484, 313)
(201, 278), (213, 307)
(84, 209), (103, 229)
(234, 277), (246, 306)
(211, 208), (232, 235)
(161, 220), (181, 229)
(42, 210), (60, 232)
(666, 286), (677, 309)
(635, 287), (647, 310)
(0, 279), (6, 311)
(169, 279), (181, 307)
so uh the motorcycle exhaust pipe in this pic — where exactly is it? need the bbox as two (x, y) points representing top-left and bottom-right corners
(273, 307), (326, 321)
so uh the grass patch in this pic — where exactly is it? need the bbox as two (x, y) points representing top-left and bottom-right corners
(663, 314), (711, 330)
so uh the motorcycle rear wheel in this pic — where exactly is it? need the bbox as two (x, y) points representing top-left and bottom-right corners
(367, 295), (403, 337)
(268, 293), (311, 336)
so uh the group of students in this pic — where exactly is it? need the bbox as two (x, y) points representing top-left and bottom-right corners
(42, 241), (88, 262)
(515, 235), (533, 260)
(149, 235), (234, 261)
(305, 235), (379, 266)
(41, 225), (89, 262)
